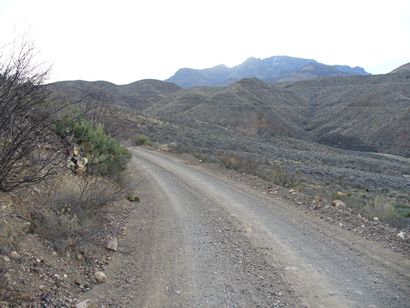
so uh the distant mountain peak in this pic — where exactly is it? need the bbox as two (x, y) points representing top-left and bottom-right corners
(166, 56), (369, 88)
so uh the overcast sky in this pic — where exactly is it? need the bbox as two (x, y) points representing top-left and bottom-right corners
(1, 0), (409, 84)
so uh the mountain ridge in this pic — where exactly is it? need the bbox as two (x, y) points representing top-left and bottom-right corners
(48, 67), (410, 158)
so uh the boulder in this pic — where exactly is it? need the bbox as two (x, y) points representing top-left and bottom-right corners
(106, 236), (118, 251)
(10, 251), (19, 259)
(76, 299), (95, 308)
(95, 271), (107, 283)
(397, 231), (405, 240)
(331, 200), (346, 208)
(73, 145), (81, 156)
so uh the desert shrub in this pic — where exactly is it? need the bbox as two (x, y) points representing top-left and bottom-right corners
(134, 134), (151, 146)
(192, 151), (207, 162)
(394, 203), (410, 218)
(126, 193), (140, 202)
(220, 155), (240, 169)
(168, 142), (188, 154)
(32, 175), (122, 252)
(219, 154), (258, 173)
(363, 196), (401, 225)
(265, 165), (300, 188)
(0, 42), (61, 192)
(54, 113), (131, 177)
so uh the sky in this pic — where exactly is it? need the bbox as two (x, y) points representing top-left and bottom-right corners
(1, 0), (409, 84)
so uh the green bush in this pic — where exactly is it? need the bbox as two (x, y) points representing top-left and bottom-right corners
(54, 113), (131, 177)
(394, 203), (410, 218)
(126, 193), (140, 202)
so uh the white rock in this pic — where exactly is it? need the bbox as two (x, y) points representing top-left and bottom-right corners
(106, 236), (118, 251)
(3, 256), (10, 262)
(10, 251), (19, 259)
(397, 231), (405, 240)
(373, 217), (379, 221)
(76, 299), (95, 308)
(95, 271), (107, 283)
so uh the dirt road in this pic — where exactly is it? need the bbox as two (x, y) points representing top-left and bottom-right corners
(86, 148), (410, 307)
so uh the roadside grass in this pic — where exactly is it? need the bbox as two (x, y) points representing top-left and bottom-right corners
(324, 190), (409, 227)
(32, 175), (123, 253)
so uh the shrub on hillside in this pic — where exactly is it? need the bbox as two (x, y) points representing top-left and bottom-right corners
(219, 154), (258, 173)
(54, 113), (131, 177)
(133, 134), (151, 146)
(266, 165), (300, 188)
(364, 196), (401, 226)
(0, 42), (61, 192)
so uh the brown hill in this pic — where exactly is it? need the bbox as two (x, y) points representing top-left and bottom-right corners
(145, 78), (307, 137)
(145, 73), (410, 157)
(49, 74), (410, 196)
(391, 62), (410, 74)
(48, 79), (181, 112)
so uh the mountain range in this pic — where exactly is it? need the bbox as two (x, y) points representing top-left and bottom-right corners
(165, 56), (369, 88)
(49, 63), (410, 158)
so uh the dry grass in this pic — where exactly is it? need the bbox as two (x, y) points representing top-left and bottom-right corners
(31, 175), (123, 253)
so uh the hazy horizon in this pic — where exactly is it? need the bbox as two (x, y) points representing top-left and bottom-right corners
(1, 0), (409, 84)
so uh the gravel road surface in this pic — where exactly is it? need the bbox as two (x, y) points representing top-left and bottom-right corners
(86, 148), (410, 307)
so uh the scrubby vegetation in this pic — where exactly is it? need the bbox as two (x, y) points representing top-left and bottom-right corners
(133, 134), (151, 146)
(326, 191), (409, 227)
(0, 42), (61, 192)
(220, 154), (300, 188)
(54, 112), (131, 177)
(0, 42), (136, 305)
(32, 175), (123, 253)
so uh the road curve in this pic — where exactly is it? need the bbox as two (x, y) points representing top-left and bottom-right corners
(87, 148), (410, 307)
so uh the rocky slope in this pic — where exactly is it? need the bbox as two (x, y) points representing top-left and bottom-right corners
(165, 56), (369, 87)
(148, 73), (410, 157)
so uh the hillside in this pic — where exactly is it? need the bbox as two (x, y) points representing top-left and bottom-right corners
(165, 56), (369, 88)
(147, 73), (410, 157)
(48, 79), (181, 111)
(49, 70), (410, 158)
(391, 62), (410, 74)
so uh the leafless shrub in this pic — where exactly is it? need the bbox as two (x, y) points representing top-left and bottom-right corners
(0, 41), (62, 192)
(266, 164), (300, 188)
(80, 94), (125, 138)
(219, 154), (258, 173)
